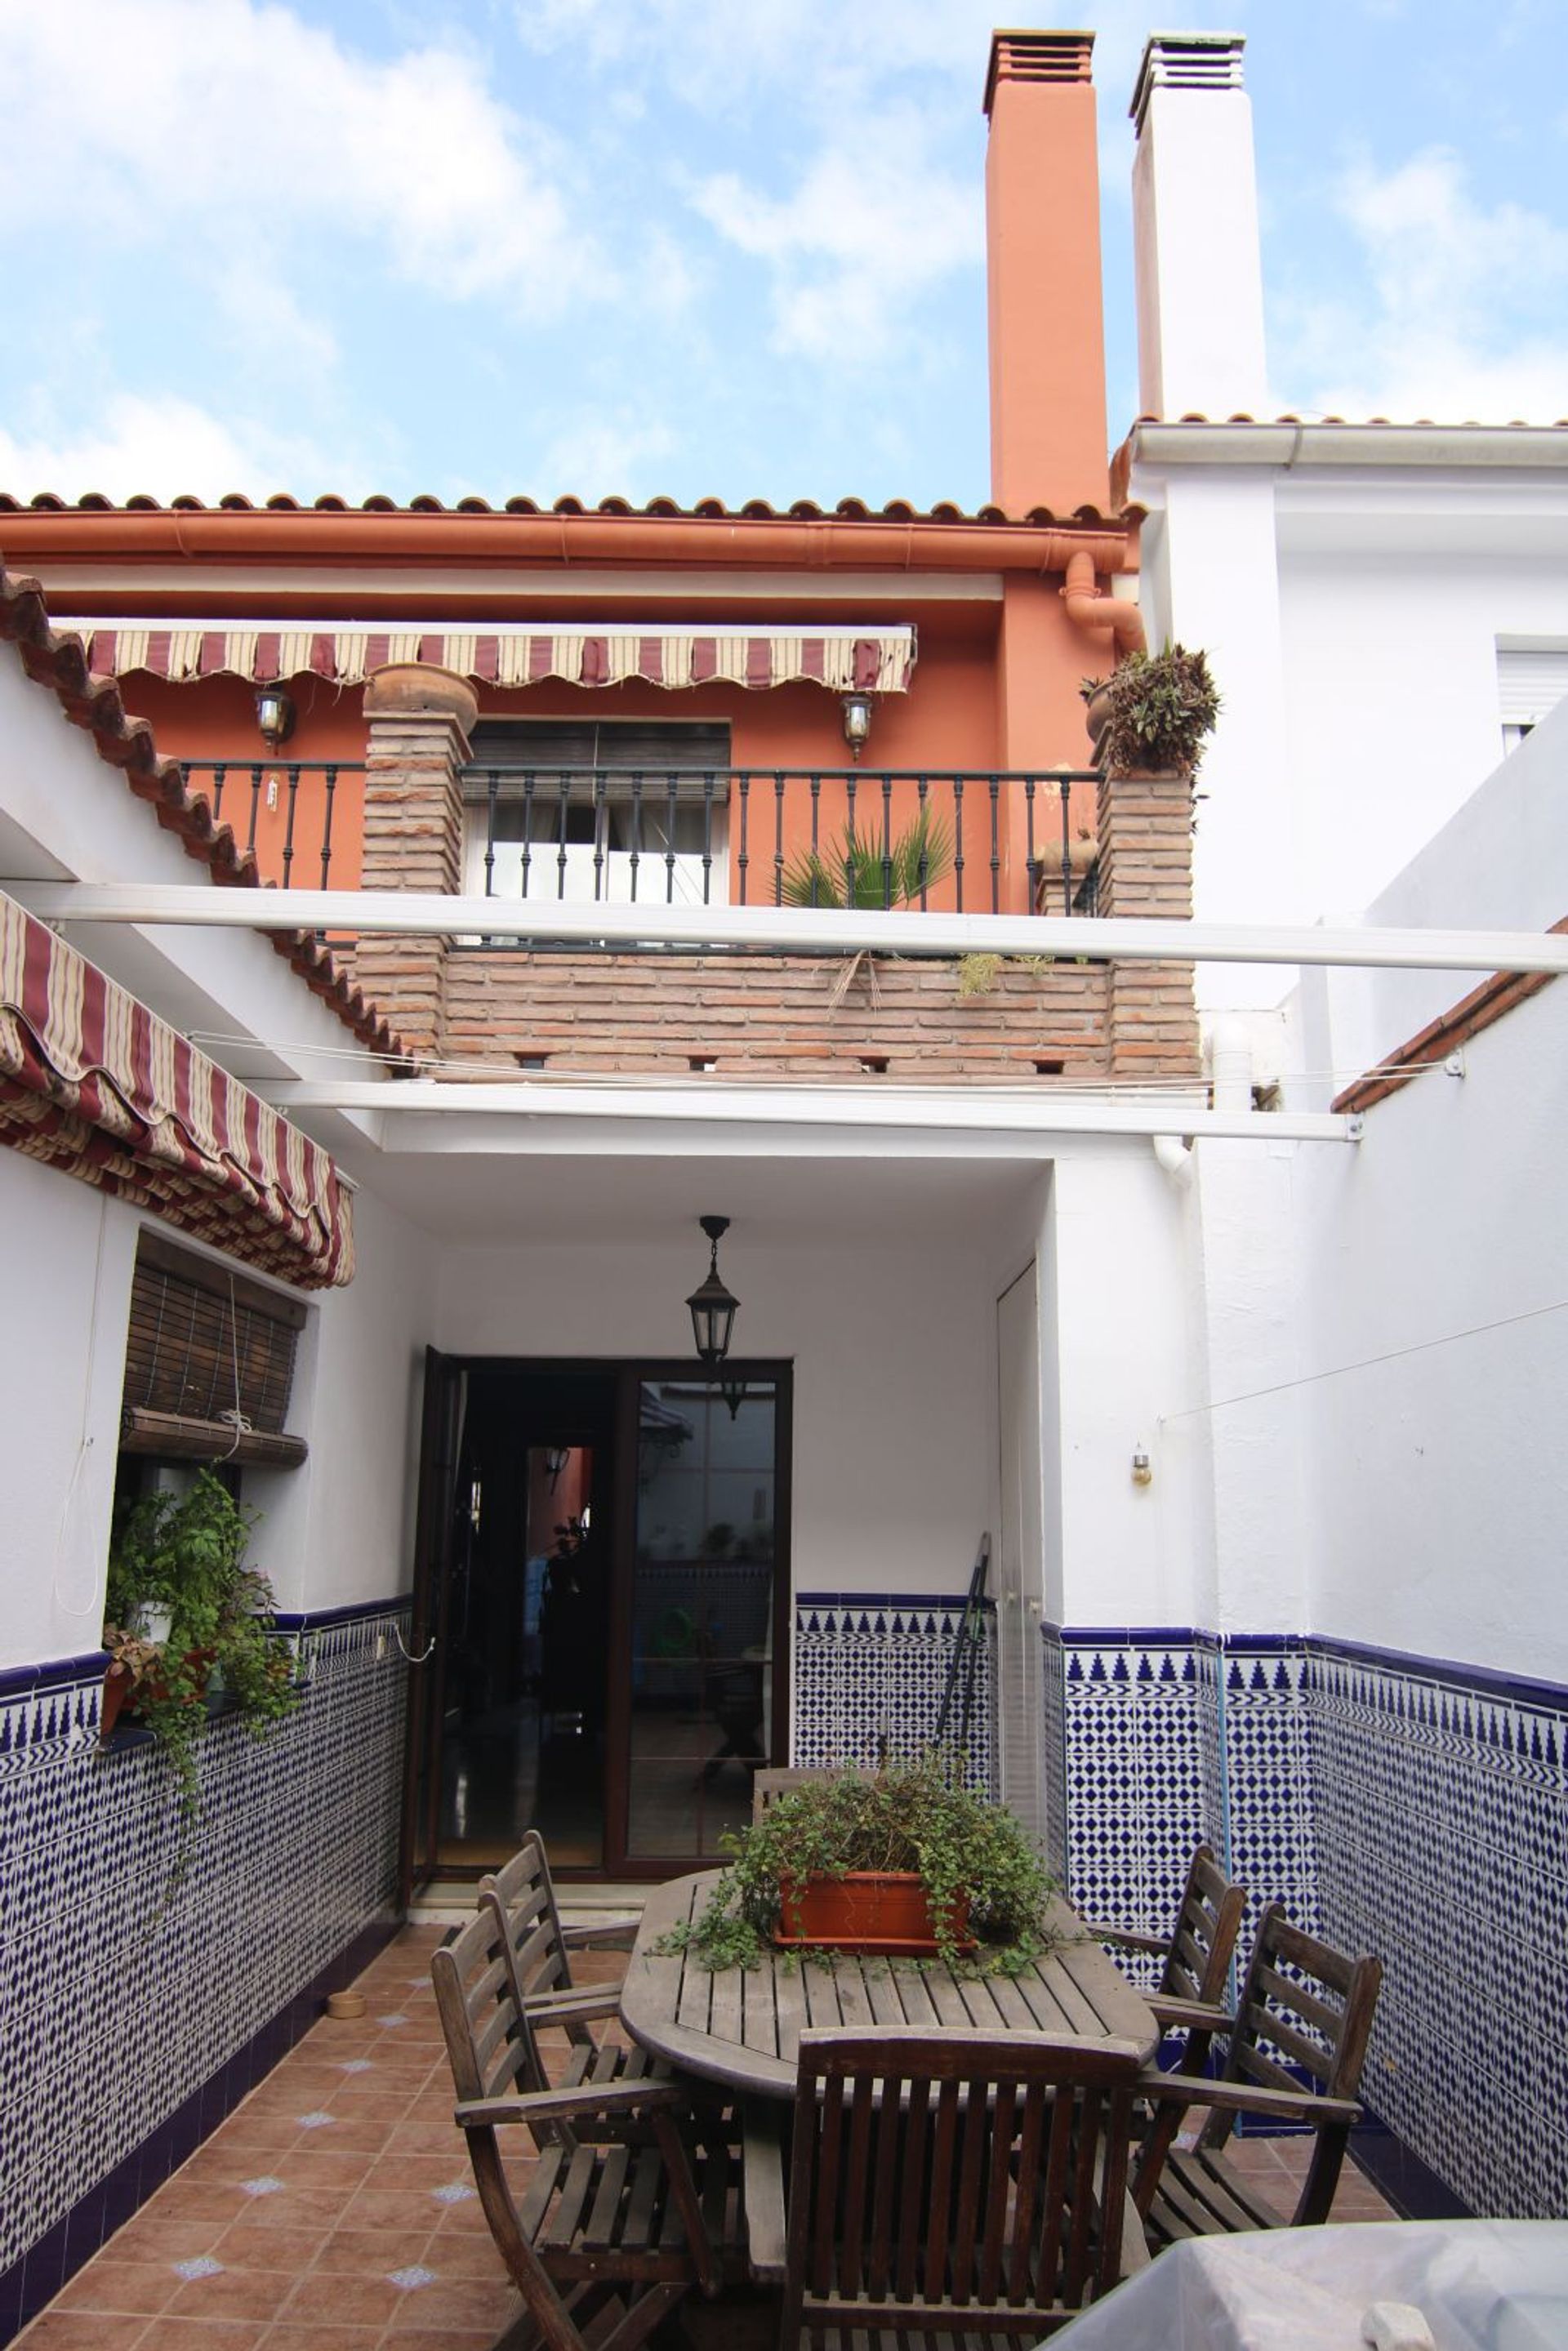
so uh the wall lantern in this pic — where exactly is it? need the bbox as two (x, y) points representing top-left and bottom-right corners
(719, 1375), (748, 1422)
(687, 1214), (739, 1369)
(840, 691), (874, 760)
(544, 1445), (570, 1491)
(255, 684), (295, 751)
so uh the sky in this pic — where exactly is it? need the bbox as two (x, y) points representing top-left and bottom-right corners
(0, 0), (1563, 512)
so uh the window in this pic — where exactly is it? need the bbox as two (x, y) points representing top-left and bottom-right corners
(118, 1231), (309, 1470)
(462, 720), (733, 909)
(1497, 645), (1568, 755)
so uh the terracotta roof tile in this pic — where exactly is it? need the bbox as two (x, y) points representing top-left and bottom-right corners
(0, 564), (410, 1070)
(0, 488), (1138, 529)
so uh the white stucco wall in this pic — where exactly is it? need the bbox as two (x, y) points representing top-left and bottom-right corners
(0, 1151), (139, 1669)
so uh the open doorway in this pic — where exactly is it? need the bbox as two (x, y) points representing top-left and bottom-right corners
(403, 1358), (791, 1887)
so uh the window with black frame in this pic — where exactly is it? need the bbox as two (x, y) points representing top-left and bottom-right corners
(461, 720), (732, 908)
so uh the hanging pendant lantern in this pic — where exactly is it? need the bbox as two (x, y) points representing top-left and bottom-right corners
(687, 1214), (739, 1368)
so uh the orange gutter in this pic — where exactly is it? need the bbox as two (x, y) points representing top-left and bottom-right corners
(0, 509), (1139, 577)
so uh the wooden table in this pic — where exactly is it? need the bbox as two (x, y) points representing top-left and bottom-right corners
(621, 1870), (1159, 2101)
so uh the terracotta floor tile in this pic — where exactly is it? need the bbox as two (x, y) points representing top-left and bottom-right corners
(111, 2215), (234, 2262)
(359, 2156), (467, 2196)
(154, 2318), (274, 2351)
(423, 2199), (494, 2238)
(414, 2235), (504, 2282)
(51, 2261), (181, 2316)
(310, 2232), (437, 2279)
(169, 2271), (299, 2322)
(338, 2189), (452, 2235)
(261, 2324), (386, 2351)
(381, 2280), (517, 2334)
(378, 2332), (497, 2351)
(278, 2273), (406, 2331)
(215, 2224), (334, 2273)
(150, 2184), (265, 2224)
(17, 2316), (154, 2351)
(382, 2123), (460, 2157)
(221, 2185), (362, 2228)
(270, 2152), (382, 2192)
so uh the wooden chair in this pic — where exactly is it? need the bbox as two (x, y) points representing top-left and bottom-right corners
(777, 2027), (1150, 2343)
(1132, 1903), (1383, 2244)
(1085, 1843), (1247, 2069)
(479, 1832), (656, 2102)
(432, 1905), (745, 2351)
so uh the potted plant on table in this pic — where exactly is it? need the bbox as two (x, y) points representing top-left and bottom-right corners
(662, 1752), (1056, 1978)
(101, 1468), (297, 1837)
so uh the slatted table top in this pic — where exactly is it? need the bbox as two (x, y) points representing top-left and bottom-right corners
(621, 1871), (1158, 2100)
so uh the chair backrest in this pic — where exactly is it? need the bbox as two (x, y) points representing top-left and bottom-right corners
(479, 1826), (583, 1998)
(1208, 1903), (1383, 2223)
(1161, 1842), (1248, 2010)
(432, 1904), (544, 2116)
(781, 2027), (1147, 2342)
(751, 1767), (834, 1823)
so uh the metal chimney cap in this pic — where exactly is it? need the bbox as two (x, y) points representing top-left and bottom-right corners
(1131, 31), (1247, 133)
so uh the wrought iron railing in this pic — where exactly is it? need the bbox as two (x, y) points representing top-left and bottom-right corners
(178, 759), (1103, 919)
(181, 760), (365, 889)
(461, 764), (1102, 918)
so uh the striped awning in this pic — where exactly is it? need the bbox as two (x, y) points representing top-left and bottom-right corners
(0, 890), (354, 1289)
(81, 624), (917, 695)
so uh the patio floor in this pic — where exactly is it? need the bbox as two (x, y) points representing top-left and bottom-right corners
(20, 1923), (1396, 2351)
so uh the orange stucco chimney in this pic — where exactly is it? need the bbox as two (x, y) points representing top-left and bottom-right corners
(983, 29), (1110, 516)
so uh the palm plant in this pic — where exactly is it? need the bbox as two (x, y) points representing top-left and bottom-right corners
(782, 810), (953, 911)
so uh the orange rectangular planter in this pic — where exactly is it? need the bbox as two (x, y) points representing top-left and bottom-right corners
(775, 1872), (974, 1957)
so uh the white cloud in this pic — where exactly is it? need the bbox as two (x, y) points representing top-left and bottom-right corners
(0, 0), (590, 314)
(0, 392), (372, 503)
(1277, 149), (1568, 423)
(688, 108), (979, 366)
(534, 411), (679, 504)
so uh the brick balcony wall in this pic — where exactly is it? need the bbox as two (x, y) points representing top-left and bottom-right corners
(445, 949), (1116, 1080)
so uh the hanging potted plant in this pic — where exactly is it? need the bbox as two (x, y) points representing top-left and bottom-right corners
(1081, 643), (1220, 775)
(658, 1752), (1055, 1976)
(101, 1470), (297, 1837)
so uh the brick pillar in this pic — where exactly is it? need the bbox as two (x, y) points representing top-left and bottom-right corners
(1096, 765), (1200, 1079)
(354, 665), (477, 1064)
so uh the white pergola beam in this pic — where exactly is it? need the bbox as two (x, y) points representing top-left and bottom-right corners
(256, 1077), (1355, 1143)
(9, 881), (1568, 976)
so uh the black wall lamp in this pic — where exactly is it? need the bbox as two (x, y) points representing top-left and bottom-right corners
(687, 1214), (739, 1368)
(255, 684), (295, 751)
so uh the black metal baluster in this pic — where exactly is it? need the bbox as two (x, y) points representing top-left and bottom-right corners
(246, 766), (262, 857)
(844, 772), (858, 908)
(737, 771), (750, 906)
(591, 767), (605, 902)
(778, 773), (791, 905)
(556, 771), (570, 899)
(484, 768), (499, 897)
(521, 773), (535, 900)
(281, 764), (300, 887)
(917, 775), (931, 906)
(953, 775), (964, 912)
(1060, 775), (1073, 917)
(630, 772), (643, 905)
(665, 772), (679, 903)
(212, 763), (227, 826)
(702, 772), (715, 905)
(1024, 775), (1038, 913)
(880, 773), (893, 908)
(318, 764), (336, 889)
(988, 773), (1001, 913)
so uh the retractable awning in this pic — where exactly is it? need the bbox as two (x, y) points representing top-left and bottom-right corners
(0, 890), (354, 1289)
(81, 624), (917, 695)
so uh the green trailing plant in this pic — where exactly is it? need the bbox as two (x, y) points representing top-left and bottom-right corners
(1083, 642), (1220, 777)
(782, 811), (954, 911)
(103, 1470), (296, 1844)
(658, 1752), (1057, 1978)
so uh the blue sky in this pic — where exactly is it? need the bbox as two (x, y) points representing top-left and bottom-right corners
(0, 0), (1563, 510)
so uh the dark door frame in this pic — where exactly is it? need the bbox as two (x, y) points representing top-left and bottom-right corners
(400, 1352), (793, 1885)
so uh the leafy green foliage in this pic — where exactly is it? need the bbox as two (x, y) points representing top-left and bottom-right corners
(659, 1752), (1056, 1979)
(1083, 643), (1220, 777)
(782, 812), (953, 911)
(104, 1470), (296, 1850)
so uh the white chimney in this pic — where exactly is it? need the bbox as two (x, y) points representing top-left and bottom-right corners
(1130, 33), (1268, 420)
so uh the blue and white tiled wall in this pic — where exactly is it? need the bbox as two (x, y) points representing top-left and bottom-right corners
(793, 1594), (996, 1792)
(0, 1603), (408, 2340)
(1051, 1623), (1568, 2219)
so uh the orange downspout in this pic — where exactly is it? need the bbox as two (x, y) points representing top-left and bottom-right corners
(1060, 548), (1147, 663)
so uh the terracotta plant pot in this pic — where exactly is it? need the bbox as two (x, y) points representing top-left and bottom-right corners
(775, 1872), (974, 1957)
(363, 662), (479, 730)
(99, 1648), (216, 1743)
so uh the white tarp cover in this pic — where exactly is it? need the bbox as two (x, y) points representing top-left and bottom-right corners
(1058, 2221), (1568, 2351)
